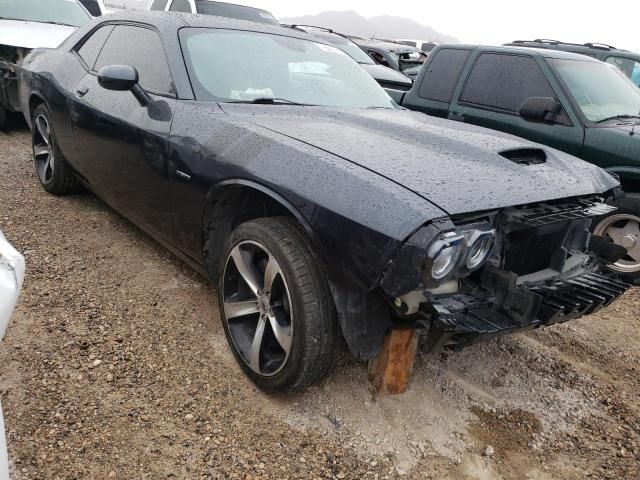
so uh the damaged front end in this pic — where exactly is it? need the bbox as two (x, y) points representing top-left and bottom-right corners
(380, 195), (632, 353)
(0, 45), (30, 117)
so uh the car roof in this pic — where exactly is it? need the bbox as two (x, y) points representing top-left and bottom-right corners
(505, 39), (640, 61)
(72, 10), (318, 42)
(434, 43), (603, 62)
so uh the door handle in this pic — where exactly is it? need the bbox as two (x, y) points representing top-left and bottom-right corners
(175, 170), (191, 181)
(75, 85), (89, 97)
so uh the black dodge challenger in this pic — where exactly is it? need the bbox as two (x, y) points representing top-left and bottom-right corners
(18, 11), (630, 392)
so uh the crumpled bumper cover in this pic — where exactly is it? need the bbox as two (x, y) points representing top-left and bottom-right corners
(420, 269), (631, 353)
(0, 230), (25, 340)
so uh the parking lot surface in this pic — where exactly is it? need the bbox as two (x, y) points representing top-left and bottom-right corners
(1, 127), (639, 479)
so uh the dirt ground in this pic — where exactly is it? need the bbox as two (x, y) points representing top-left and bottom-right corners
(1, 124), (639, 480)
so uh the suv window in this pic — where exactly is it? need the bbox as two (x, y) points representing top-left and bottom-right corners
(460, 53), (556, 113)
(95, 25), (173, 95)
(419, 48), (470, 102)
(169, 0), (191, 12)
(76, 25), (114, 70)
(606, 56), (640, 87)
(149, 0), (168, 10)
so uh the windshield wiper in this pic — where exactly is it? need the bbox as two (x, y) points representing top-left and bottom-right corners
(228, 97), (311, 106)
(595, 114), (640, 123)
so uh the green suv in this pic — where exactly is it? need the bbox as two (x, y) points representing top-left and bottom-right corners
(505, 39), (640, 87)
(399, 45), (640, 280)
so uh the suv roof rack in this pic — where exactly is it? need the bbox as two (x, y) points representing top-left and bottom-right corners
(512, 39), (619, 51)
(583, 42), (617, 50)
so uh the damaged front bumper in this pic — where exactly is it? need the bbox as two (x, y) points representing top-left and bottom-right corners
(420, 267), (630, 353)
(381, 194), (632, 354)
(0, 45), (29, 113)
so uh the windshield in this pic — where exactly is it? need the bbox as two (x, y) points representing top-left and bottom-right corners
(195, 1), (279, 25)
(550, 58), (640, 122)
(180, 28), (395, 108)
(0, 0), (90, 27)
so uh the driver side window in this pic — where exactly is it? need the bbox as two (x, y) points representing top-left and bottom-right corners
(94, 25), (174, 95)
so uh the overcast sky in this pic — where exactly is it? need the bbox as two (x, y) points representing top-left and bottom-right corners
(242, 0), (640, 53)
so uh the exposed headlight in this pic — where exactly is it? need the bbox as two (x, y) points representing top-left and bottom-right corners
(427, 232), (464, 281)
(425, 224), (496, 282)
(464, 227), (496, 271)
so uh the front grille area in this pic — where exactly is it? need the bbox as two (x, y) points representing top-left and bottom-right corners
(506, 196), (616, 227)
(503, 227), (565, 275)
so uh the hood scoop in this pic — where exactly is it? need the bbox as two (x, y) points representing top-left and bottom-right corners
(499, 148), (547, 166)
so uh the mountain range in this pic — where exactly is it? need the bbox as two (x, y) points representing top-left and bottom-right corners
(280, 10), (458, 44)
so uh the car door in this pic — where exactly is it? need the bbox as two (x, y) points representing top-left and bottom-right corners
(451, 52), (584, 156)
(69, 24), (176, 243)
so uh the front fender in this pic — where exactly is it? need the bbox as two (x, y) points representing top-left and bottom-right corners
(606, 166), (640, 183)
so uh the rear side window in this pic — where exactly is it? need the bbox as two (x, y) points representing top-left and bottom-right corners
(418, 48), (470, 102)
(606, 56), (640, 87)
(95, 25), (173, 95)
(169, 0), (191, 12)
(149, 0), (168, 10)
(460, 53), (555, 113)
(76, 25), (114, 70)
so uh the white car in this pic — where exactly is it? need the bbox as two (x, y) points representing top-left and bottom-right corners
(0, 0), (91, 129)
(0, 231), (25, 479)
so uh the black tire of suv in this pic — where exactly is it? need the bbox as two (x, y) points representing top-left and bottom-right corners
(0, 104), (7, 131)
(217, 217), (339, 392)
(32, 104), (82, 195)
(593, 193), (640, 285)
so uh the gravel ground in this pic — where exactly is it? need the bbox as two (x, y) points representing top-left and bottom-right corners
(1, 125), (639, 479)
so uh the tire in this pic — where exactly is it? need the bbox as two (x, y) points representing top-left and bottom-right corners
(0, 103), (7, 131)
(217, 217), (339, 392)
(592, 192), (640, 284)
(31, 104), (82, 195)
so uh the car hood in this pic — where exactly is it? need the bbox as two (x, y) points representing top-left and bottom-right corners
(221, 105), (619, 215)
(359, 64), (413, 86)
(0, 20), (77, 49)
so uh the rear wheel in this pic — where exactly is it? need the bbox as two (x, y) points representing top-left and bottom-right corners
(217, 217), (339, 392)
(31, 104), (82, 195)
(593, 193), (640, 283)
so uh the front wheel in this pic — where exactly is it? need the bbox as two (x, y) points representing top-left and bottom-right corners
(31, 104), (82, 195)
(217, 217), (339, 392)
(593, 192), (640, 283)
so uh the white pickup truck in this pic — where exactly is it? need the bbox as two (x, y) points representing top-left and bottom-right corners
(0, 0), (91, 129)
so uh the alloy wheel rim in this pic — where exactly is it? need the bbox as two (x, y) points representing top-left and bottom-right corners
(222, 240), (293, 376)
(33, 114), (55, 184)
(594, 213), (640, 273)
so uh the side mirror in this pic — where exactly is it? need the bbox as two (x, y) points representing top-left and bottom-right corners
(519, 96), (562, 123)
(97, 65), (138, 91)
(97, 65), (152, 106)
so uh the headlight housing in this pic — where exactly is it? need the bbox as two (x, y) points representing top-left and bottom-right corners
(425, 223), (496, 283)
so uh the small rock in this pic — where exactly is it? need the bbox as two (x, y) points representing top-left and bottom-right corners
(184, 414), (194, 421)
(106, 373), (114, 382)
(91, 359), (102, 368)
(483, 445), (495, 457)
